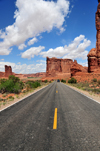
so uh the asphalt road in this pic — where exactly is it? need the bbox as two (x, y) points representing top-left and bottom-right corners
(0, 82), (100, 151)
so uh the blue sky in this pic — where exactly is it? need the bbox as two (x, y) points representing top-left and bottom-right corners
(0, 0), (98, 73)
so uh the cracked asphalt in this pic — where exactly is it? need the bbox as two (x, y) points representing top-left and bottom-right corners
(0, 81), (100, 151)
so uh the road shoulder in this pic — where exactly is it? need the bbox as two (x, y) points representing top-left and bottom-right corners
(64, 83), (100, 104)
(0, 84), (49, 112)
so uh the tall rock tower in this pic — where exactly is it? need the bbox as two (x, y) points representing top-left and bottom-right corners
(96, 0), (100, 66)
(5, 65), (13, 77)
(87, 0), (100, 72)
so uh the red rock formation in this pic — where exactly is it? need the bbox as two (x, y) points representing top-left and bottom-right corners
(5, 65), (13, 77)
(87, 48), (98, 72)
(88, 1), (100, 72)
(0, 72), (5, 77)
(71, 60), (87, 76)
(46, 57), (87, 78)
(46, 57), (73, 77)
(61, 59), (73, 73)
(23, 72), (46, 78)
(46, 57), (62, 77)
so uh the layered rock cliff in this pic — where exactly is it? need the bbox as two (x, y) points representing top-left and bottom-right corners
(46, 57), (87, 78)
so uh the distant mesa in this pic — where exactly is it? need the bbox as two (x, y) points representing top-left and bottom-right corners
(45, 57), (87, 79)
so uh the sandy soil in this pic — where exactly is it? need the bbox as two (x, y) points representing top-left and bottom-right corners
(0, 84), (48, 111)
(66, 84), (100, 103)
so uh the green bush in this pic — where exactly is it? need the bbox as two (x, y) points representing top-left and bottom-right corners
(68, 77), (77, 84)
(61, 79), (66, 83)
(0, 76), (24, 94)
(13, 83), (21, 94)
(9, 75), (20, 83)
(98, 80), (100, 85)
(19, 81), (24, 89)
(9, 96), (14, 99)
(92, 78), (97, 82)
(0, 78), (7, 84)
(26, 81), (41, 89)
(0, 79), (14, 93)
(44, 80), (48, 83)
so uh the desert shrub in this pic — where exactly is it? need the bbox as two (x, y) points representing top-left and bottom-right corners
(92, 89), (100, 94)
(0, 79), (14, 93)
(68, 77), (77, 84)
(19, 81), (24, 89)
(9, 96), (14, 101)
(0, 78), (7, 84)
(98, 80), (100, 85)
(9, 75), (20, 84)
(0, 77), (23, 94)
(92, 78), (97, 82)
(9, 96), (14, 99)
(13, 83), (21, 94)
(61, 79), (66, 83)
(26, 81), (41, 89)
(44, 80), (48, 83)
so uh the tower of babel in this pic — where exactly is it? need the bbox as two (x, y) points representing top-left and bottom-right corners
(88, 0), (100, 72)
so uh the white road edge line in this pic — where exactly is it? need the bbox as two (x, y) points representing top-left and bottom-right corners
(0, 85), (49, 112)
(63, 83), (100, 105)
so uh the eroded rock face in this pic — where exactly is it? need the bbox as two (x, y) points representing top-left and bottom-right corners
(0, 72), (5, 77)
(71, 60), (87, 76)
(5, 65), (13, 77)
(61, 59), (73, 73)
(46, 57), (87, 77)
(88, 1), (100, 72)
(46, 57), (73, 77)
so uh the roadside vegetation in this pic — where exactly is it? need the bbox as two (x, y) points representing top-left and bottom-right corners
(61, 79), (66, 83)
(0, 75), (50, 107)
(67, 77), (100, 95)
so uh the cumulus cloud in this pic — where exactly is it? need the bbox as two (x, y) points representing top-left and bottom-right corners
(21, 46), (45, 59)
(0, 59), (4, 61)
(18, 43), (27, 50)
(28, 37), (38, 46)
(79, 61), (88, 67)
(0, 0), (70, 55)
(0, 61), (46, 73)
(40, 35), (91, 60)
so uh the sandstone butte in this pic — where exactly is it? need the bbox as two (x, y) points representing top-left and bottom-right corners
(41, 57), (88, 81)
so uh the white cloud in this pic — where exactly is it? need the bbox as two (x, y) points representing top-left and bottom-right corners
(21, 46), (45, 59)
(0, 61), (46, 73)
(0, 0), (70, 55)
(40, 35), (91, 60)
(79, 61), (88, 67)
(18, 43), (27, 50)
(17, 62), (21, 65)
(28, 37), (38, 46)
(0, 59), (4, 61)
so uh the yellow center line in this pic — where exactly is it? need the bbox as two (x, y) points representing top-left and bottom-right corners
(53, 108), (57, 129)
(56, 90), (58, 93)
